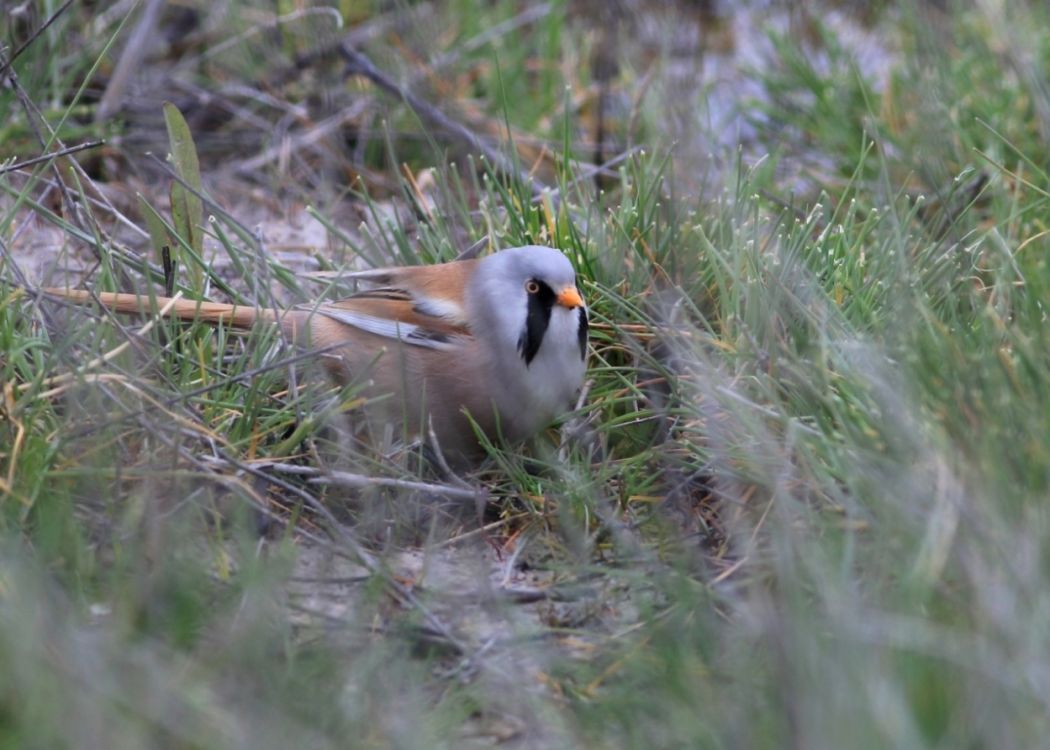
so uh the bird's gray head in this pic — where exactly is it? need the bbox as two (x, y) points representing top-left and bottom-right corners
(464, 245), (589, 435)
(468, 245), (588, 366)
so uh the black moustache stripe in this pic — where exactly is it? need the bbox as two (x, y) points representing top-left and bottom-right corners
(577, 307), (588, 361)
(517, 280), (589, 366)
(518, 279), (555, 366)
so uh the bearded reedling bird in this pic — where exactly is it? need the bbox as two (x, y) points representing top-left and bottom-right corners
(45, 245), (589, 463)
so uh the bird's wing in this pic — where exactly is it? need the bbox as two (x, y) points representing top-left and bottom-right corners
(301, 260), (479, 351)
(335, 259), (479, 327)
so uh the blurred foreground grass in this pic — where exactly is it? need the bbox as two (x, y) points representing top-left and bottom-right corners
(3, 1), (1050, 747)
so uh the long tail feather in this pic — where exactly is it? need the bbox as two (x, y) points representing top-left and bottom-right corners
(43, 289), (278, 330)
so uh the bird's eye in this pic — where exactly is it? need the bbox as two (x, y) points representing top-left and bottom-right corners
(525, 280), (540, 294)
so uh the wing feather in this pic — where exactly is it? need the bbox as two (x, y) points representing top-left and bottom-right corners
(336, 259), (479, 326)
(301, 296), (470, 352)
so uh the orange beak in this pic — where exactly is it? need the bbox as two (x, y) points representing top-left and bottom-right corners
(556, 286), (584, 309)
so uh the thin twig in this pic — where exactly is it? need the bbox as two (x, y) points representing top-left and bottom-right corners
(429, 514), (526, 550)
(311, 470), (479, 499)
(339, 43), (546, 199)
(251, 460), (482, 501)
(1, 37), (150, 277)
(0, 170), (150, 242)
(0, 48), (88, 251)
(0, 0), (75, 77)
(0, 140), (106, 174)
(230, 99), (372, 176)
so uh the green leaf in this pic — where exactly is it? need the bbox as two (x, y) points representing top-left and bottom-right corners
(163, 101), (204, 291)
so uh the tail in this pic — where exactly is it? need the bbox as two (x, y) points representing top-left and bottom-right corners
(43, 289), (283, 330)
